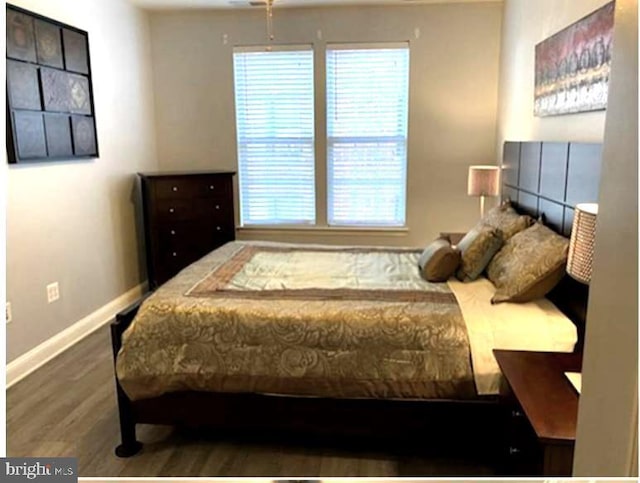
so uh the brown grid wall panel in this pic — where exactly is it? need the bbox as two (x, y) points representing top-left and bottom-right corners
(6, 3), (98, 163)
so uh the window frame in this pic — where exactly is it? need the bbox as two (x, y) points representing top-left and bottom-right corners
(325, 42), (410, 228)
(233, 44), (317, 227)
(233, 42), (411, 231)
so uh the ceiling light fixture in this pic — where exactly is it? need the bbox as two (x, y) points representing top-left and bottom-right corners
(266, 0), (274, 46)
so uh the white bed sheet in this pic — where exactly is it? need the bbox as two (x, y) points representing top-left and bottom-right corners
(448, 277), (577, 395)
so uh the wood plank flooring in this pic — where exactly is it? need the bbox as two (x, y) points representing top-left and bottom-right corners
(7, 326), (497, 477)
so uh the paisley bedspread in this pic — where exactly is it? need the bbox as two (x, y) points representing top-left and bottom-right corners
(116, 241), (476, 401)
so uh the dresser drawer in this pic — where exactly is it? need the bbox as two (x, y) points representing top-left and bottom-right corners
(160, 242), (213, 262)
(154, 199), (194, 221)
(157, 222), (234, 249)
(155, 198), (232, 222)
(157, 234), (231, 270)
(160, 247), (195, 268)
(154, 176), (229, 200)
(499, 399), (543, 475)
(155, 252), (196, 283)
(501, 440), (542, 476)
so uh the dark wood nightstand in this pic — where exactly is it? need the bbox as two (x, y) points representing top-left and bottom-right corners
(439, 232), (466, 246)
(493, 350), (582, 476)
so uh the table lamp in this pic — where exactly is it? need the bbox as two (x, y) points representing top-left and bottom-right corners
(567, 203), (598, 284)
(563, 203), (598, 393)
(468, 165), (500, 218)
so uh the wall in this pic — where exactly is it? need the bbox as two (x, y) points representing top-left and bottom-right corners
(149, 2), (502, 246)
(6, 0), (158, 361)
(496, 0), (610, 149)
(573, 0), (638, 476)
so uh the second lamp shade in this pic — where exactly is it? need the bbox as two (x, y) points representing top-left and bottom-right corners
(567, 203), (598, 284)
(467, 165), (500, 197)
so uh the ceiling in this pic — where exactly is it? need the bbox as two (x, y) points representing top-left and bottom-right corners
(128, 0), (499, 10)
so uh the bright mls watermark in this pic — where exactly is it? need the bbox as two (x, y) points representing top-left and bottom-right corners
(1, 458), (76, 483)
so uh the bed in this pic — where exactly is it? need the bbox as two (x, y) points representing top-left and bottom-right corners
(110, 140), (601, 458)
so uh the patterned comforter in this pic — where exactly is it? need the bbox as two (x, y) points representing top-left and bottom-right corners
(116, 242), (476, 401)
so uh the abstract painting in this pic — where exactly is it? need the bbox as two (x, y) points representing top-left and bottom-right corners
(534, 2), (615, 117)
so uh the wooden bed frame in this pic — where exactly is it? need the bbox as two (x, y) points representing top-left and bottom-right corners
(110, 140), (602, 458)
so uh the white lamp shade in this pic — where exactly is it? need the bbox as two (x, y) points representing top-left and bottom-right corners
(567, 203), (598, 284)
(467, 165), (500, 197)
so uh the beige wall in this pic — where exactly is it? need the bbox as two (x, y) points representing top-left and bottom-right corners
(6, 0), (158, 361)
(149, 2), (502, 247)
(496, 0), (610, 150)
(573, 0), (638, 476)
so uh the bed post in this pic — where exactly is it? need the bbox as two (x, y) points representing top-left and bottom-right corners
(110, 298), (146, 457)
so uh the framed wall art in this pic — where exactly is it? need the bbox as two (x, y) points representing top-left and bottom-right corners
(6, 4), (99, 163)
(534, 1), (615, 117)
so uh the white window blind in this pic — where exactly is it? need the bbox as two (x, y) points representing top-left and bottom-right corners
(326, 44), (409, 226)
(233, 46), (315, 226)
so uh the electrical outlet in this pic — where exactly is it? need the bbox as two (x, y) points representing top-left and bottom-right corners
(6, 302), (11, 324)
(47, 282), (60, 303)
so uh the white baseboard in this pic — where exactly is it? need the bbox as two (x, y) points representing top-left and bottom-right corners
(6, 282), (147, 388)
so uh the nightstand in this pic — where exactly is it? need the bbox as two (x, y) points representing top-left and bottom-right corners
(439, 232), (466, 246)
(493, 350), (582, 476)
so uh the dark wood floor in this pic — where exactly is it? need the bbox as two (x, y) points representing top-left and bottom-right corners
(7, 325), (497, 477)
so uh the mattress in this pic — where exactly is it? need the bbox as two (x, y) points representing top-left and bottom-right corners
(448, 277), (577, 395)
(116, 241), (577, 401)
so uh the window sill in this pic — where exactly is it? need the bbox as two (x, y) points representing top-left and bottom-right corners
(237, 225), (409, 236)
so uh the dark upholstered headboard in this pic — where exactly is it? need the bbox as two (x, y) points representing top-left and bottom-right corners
(501, 141), (603, 352)
(502, 141), (602, 235)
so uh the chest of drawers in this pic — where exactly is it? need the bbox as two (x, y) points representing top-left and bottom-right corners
(139, 170), (236, 289)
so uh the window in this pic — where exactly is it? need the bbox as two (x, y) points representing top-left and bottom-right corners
(233, 46), (315, 225)
(233, 43), (410, 229)
(326, 44), (409, 226)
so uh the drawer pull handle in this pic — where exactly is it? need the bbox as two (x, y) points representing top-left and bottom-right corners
(170, 230), (176, 235)
(509, 446), (520, 455)
(172, 252), (177, 257)
(172, 186), (178, 192)
(511, 409), (523, 418)
(216, 226), (221, 231)
(169, 208), (175, 213)
(215, 205), (220, 210)
(209, 185), (215, 190)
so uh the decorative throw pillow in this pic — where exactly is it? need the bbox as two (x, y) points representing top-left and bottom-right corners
(482, 202), (534, 240)
(487, 222), (569, 303)
(418, 237), (461, 282)
(455, 224), (504, 282)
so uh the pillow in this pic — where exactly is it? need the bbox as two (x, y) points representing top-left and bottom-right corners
(487, 222), (569, 303)
(455, 224), (504, 282)
(481, 202), (534, 240)
(418, 237), (461, 282)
